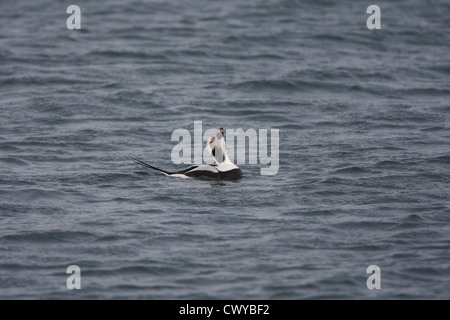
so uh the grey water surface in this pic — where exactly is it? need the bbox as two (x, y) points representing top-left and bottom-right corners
(0, 0), (449, 299)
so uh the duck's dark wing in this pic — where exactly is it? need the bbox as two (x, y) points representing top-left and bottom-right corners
(218, 168), (242, 179)
(181, 165), (241, 179)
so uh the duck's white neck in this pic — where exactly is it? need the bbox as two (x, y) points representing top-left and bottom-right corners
(212, 136), (233, 165)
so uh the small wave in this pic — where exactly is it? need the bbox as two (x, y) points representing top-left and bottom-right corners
(402, 87), (450, 96)
(331, 220), (392, 230)
(282, 209), (334, 216)
(0, 157), (29, 166)
(420, 126), (447, 132)
(1, 231), (97, 244)
(310, 33), (346, 42)
(111, 265), (181, 276)
(403, 267), (447, 277)
(391, 214), (426, 230)
(425, 155), (450, 165)
(319, 176), (350, 185)
(4, 188), (66, 201)
(286, 68), (393, 82)
(343, 243), (391, 251)
(216, 52), (285, 60)
(111, 89), (146, 100)
(332, 166), (370, 175)
(372, 160), (402, 168)
(0, 144), (27, 154)
(226, 79), (298, 91)
(0, 76), (99, 87)
(161, 49), (210, 58)
(225, 79), (337, 93)
(88, 50), (167, 61)
(427, 64), (450, 75)
(277, 123), (310, 130)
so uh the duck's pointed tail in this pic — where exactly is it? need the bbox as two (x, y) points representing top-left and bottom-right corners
(129, 156), (173, 176)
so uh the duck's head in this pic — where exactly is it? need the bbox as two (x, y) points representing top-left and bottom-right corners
(208, 128), (227, 164)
